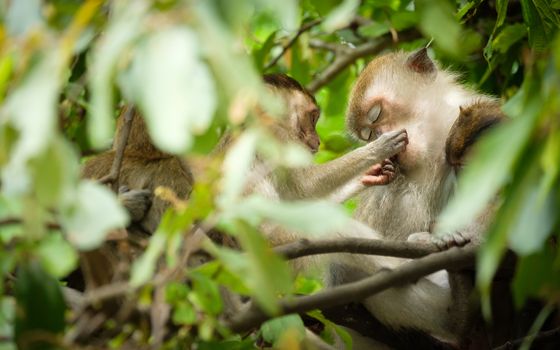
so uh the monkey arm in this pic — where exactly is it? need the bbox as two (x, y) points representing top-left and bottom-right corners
(277, 129), (407, 200)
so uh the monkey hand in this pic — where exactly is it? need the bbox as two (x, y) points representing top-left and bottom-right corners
(407, 231), (471, 250)
(361, 159), (396, 186)
(118, 186), (153, 223)
(366, 129), (408, 162)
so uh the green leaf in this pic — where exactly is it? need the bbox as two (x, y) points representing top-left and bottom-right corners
(36, 233), (78, 278)
(4, 0), (43, 37)
(172, 302), (197, 325)
(0, 54), (14, 104)
(231, 195), (354, 236)
(358, 22), (390, 38)
(307, 310), (353, 350)
(512, 249), (560, 307)
(188, 271), (223, 315)
(1, 52), (62, 195)
(322, 0), (360, 33)
(217, 130), (259, 209)
(130, 229), (166, 287)
(261, 314), (305, 346)
(88, 0), (148, 148)
(120, 27), (217, 154)
(14, 261), (66, 350)
(61, 180), (128, 250)
(233, 221), (292, 315)
(492, 24), (527, 53)
(508, 185), (556, 256)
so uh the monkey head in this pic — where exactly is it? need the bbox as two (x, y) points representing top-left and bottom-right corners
(446, 100), (507, 172)
(263, 74), (321, 153)
(346, 48), (467, 171)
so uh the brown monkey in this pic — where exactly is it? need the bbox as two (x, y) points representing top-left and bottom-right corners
(76, 107), (194, 290)
(82, 106), (194, 234)
(446, 100), (507, 171)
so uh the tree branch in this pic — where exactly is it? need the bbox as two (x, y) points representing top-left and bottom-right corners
(226, 245), (477, 333)
(493, 326), (560, 350)
(99, 105), (135, 192)
(306, 29), (420, 93)
(264, 19), (322, 71)
(275, 237), (439, 260)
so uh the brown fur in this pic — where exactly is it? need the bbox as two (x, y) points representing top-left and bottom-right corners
(446, 100), (507, 169)
(81, 107), (194, 234)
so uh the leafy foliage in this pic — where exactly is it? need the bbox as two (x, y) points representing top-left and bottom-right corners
(0, 0), (558, 349)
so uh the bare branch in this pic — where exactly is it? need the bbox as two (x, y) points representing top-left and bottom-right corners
(306, 30), (420, 93)
(493, 327), (560, 350)
(0, 217), (60, 230)
(264, 19), (322, 71)
(226, 245), (477, 333)
(275, 237), (439, 260)
(99, 105), (135, 192)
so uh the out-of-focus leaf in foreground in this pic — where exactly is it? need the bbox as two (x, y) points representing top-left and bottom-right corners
(14, 261), (65, 350)
(120, 27), (216, 154)
(61, 181), (128, 250)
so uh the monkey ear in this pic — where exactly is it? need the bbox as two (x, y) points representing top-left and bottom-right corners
(406, 48), (436, 74)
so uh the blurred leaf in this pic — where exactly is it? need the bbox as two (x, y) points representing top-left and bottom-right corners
(358, 22), (390, 38)
(36, 233), (78, 278)
(29, 139), (79, 208)
(61, 180), (128, 250)
(0, 297), (15, 350)
(1, 52), (62, 195)
(508, 185), (556, 255)
(492, 24), (527, 53)
(253, 30), (277, 71)
(539, 129), (560, 199)
(193, 259), (251, 295)
(513, 249), (560, 308)
(0, 55), (14, 105)
(232, 195), (352, 235)
(130, 229), (166, 287)
(307, 310), (352, 350)
(188, 271), (223, 315)
(261, 314), (305, 346)
(234, 221), (292, 315)
(218, 131), (258, 209)
(197, 338), (255, 350)
(5, 0), (43, 36)
(173, 302), (197, 325)
(120, 27), (217, 154)
(322, 0), (360, 33)
(14, 261), (65, 350)
(88, 0), (147, 148)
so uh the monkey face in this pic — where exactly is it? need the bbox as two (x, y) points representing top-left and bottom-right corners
(285, 90), (321, 153)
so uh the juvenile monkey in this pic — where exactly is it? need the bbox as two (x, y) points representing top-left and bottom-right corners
(262, 74), (403, 200)
(333, 48), (499, 346)
(246, 74), (407, 248)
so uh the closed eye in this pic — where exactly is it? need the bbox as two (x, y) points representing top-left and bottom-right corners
(367, 104), (382, 124)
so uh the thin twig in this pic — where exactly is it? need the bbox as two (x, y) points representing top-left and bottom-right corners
(99, 105), (135, 192)
(226, 245), (477, 332)
(264, 18), (322, 70)
(493, 326), (560, 350)
(275, 237), (439, 260)
(306, 29), (420, 93)
(0, 217), (60, 230)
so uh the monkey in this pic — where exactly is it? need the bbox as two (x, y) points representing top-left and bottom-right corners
(241, 73), (408, 250)
(82, 106), (194, 235)
(74, 106), (194, 290)
(325, 48), (503, 347)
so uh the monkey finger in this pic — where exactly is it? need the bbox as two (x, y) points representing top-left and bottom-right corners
(382, 164), (395, 172)
(365, 164), (383, 175)
(361, 175), (389, 186)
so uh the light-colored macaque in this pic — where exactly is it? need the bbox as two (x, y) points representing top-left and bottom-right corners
(335, 48), (499, 347)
